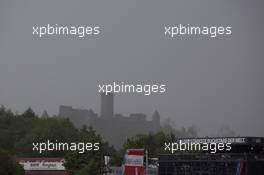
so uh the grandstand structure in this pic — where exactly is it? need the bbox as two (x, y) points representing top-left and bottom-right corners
(159, 137), (264, 175)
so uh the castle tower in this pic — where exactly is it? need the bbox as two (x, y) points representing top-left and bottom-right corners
(41, 110), (49, 118)
(101, 92), (114, 119)
(152, 109), (161, 131)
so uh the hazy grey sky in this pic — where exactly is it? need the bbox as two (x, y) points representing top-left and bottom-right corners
(0, 0), (263, 136)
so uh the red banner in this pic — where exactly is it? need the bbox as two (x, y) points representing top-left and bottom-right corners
(123, 149), (144, 175)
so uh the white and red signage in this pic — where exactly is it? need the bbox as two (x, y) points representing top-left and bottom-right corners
(17, 158), (65, 171)
(123, 149), (144, 175)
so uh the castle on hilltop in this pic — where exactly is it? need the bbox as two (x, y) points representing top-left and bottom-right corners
(58, 93), (161, 148)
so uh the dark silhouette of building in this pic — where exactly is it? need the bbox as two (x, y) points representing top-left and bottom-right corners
(101, 93), (114, 119)
(58, 93), (160, 148)
(41, 110), (49, 118)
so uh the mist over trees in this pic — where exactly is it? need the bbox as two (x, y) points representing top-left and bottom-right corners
(0, 106), (115, 174)
(161, 117), (198, 137)
(217, 125), (237, 137)
(0, 106), (200, 174)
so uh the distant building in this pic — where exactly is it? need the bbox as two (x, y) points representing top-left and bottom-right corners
(58, 94), (161, 148)
(152, 110), (161, 131)
(101, 92), (114, 119)
(41, 110), (49, 118)
(58, 105), (98, 128)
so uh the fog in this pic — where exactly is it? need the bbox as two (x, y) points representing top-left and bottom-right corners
(0, 0), (263, 136)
